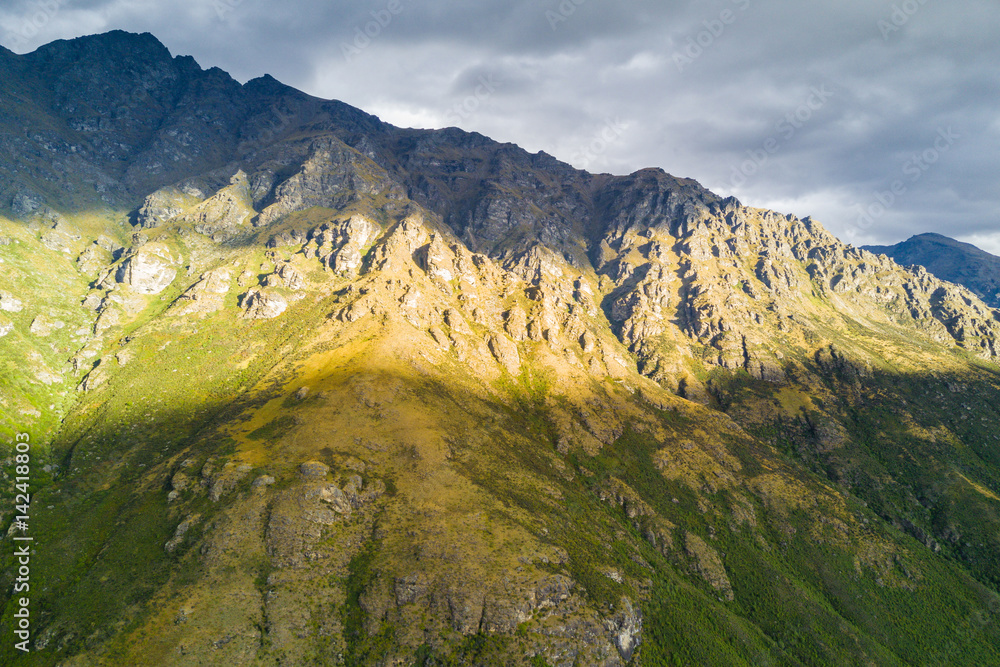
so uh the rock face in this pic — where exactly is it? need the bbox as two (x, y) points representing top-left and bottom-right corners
(181, 170), (255, 239)
(240, 289), (287, 319)
(304, 215), (381, 274)
(136, 187), (190, 228)
(605, 597), (642, 662)
(115, 242), (177, 294)
(170, 267), (232, 316)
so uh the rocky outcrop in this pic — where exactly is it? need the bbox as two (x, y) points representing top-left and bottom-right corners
(77, 243), (114, 276)
(170, 267), (232, 316)
(255, 140), (404, 227)
(684, 532), (734, 601)
(0, 291), (24, 312)
(488, 334), (521, 374)
(29, 315), (64, 337)
(180, 170), (255, 239)
(605, 597), (642, 662)
(240, 289), (287, 319)
(40, 218), (81, 253)
(208, 462), (253, 501)
(304, 215), (381, 275)
(299, 461), (330, 479)
(115, 242), (177, 294)
(11, 189), (43, 217)
(136, 187), (190, 228)
(164, 515), (200, 553)
(262, 263), (304, 290)
(267, 228), (306, 248)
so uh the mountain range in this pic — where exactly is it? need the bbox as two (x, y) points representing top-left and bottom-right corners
(864, 233), (1000, 309)
(2, 31), (1000, 666)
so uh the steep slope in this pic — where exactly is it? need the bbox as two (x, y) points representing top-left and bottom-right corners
(865, 232), (1000, 308)
(1, 31), (1000, 666)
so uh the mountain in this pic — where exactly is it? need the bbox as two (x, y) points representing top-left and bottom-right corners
(865, 232), (1000, 309)
(2, 31), (1000, 666)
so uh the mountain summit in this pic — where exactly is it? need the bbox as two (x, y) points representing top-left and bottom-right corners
(865, 232), (1000, 308)
(2, 31), (1000, 666)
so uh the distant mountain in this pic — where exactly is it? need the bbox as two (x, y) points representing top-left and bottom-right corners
(3, 31), (1000, 666)
(865, 233), (1000, 308)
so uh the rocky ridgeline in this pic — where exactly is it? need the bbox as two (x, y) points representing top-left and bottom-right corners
(41, 110), (1000, 404)
(5, 31), (998, 394)
(866, 233), (1000, 309)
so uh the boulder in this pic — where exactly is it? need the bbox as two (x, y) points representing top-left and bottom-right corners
(298, 461), (329, 479)
(0, 291), (24, 312)
(241, 289), (287, 319)
(116, 243), (177, 295)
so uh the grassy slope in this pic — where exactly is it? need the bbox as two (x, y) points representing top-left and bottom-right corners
(1, 207), (1000, 665)
(3, 310), (1000, 664)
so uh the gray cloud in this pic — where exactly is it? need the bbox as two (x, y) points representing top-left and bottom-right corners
(1, 0), (997, 252)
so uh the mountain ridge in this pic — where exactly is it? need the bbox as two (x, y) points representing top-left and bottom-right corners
(2, 30), (1000, 666)
(864, 232), (1000, 309)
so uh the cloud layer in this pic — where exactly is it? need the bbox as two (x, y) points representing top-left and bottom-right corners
(2, 0), (997, 251)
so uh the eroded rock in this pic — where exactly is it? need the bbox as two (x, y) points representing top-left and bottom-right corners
(241, 289), (287, 319)
(116, 243), (177, 295)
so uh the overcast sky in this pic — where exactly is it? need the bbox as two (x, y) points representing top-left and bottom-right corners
(2, 0), (998, 251)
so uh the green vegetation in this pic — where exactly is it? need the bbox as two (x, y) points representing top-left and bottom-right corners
(2, 34), (1000, 664)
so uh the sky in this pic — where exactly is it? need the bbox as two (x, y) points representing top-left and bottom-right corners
(1, 0), (998, 252)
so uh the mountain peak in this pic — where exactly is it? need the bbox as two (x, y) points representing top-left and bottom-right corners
(5, 31), (1000, 667)
(864, 232), (1000, 307)
(28, 29), (172, 62)
(244, 72), (302, 96)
